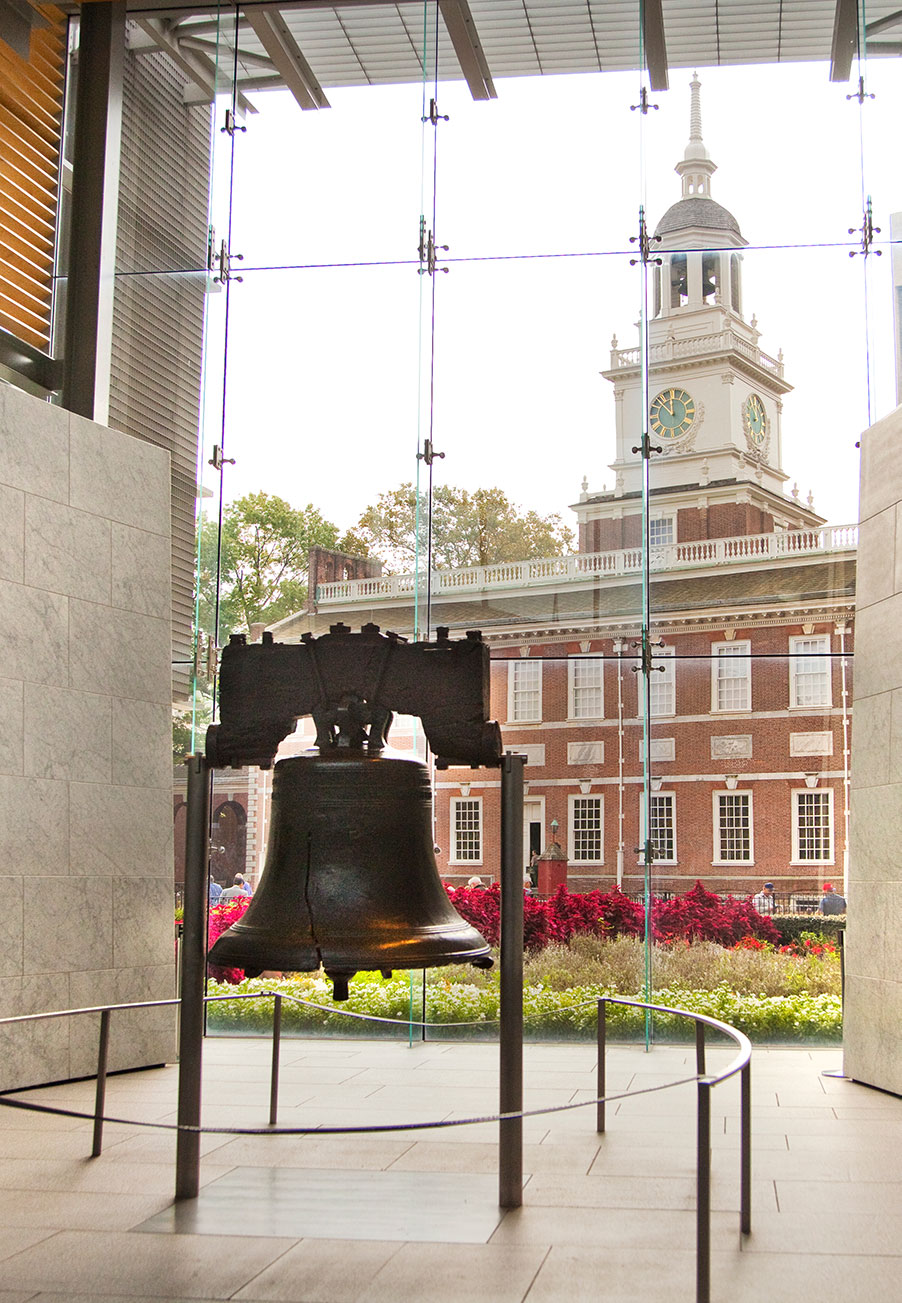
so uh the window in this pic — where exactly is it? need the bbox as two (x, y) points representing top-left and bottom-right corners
(450, 798), (482, 864)
(793, 789), (833, 864)
(640, 793), (676, 864)
(568, 656), (603, 719)
(638, 645), (675, 717)
(648, 516), (675, 546)
(712, 641), (751, 712)
(508, 660), (541, 722)
(649, 793), (676, 863)
(569, 795), (603, 864)
(790, 636), (832, 708)
(714, 792), (753, 863)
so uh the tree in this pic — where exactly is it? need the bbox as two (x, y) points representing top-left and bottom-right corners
(197, 492), (356, 639)
(353, 483), (575, 573)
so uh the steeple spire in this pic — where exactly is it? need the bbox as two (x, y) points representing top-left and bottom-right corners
(687, 73), (706, 155)
(676, 73), (716, 199)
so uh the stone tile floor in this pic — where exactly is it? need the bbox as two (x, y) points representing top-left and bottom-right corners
(0, 1037), (898, 1301)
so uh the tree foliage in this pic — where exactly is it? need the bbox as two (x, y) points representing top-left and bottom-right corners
(198, 492), (358, 638)
(353, 483), (575, 573)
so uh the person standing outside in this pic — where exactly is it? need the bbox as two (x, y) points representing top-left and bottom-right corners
(820, 882), (846, 915)
(752, 881), (776, 914)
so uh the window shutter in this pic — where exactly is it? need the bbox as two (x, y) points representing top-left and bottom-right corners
(0, 5), (67, 352)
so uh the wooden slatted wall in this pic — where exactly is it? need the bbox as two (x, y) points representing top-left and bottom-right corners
(0, 3), (66, 352)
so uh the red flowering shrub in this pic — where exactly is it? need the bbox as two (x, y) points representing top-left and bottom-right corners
(449, 884), (567, 950)
(448, 882), (645, 951)
(653, 881), (780, 946)
(207, 896), (251, 984)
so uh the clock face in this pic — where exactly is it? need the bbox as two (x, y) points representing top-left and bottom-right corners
(649, 388), (696, 439)
(744, 394), (767, 446)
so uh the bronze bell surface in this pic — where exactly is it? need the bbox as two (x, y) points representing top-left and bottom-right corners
(207, 749), (492, 999)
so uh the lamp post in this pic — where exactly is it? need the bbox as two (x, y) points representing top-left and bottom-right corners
(550, 817), (559, 845)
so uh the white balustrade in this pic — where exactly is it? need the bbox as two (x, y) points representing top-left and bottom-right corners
(314, 523), (857, 605)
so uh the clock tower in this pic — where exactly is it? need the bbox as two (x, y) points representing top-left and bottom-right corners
(577, 75), (822, 552)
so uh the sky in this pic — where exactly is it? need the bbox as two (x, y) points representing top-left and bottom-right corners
(200, 57), (902, 541)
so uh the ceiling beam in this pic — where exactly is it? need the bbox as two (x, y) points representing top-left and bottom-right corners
(136, 16), (256, 113)
(642, 0), (668, 92)
(438, 0), (495, 101)
(830, 0), (859, 81)
(242, 7), (329, 109)
(865, 8), (902, 37)
(179, 36), (276, 70)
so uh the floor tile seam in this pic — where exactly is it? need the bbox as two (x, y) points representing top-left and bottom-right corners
(520, 1240), (554, 1301)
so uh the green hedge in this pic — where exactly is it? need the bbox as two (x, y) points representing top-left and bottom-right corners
(771, 915), (845, 945)
(206, 975), (841, 1043)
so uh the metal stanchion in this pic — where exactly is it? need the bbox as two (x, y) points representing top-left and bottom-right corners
(91, 1008), (111, 1157)
(596, 998), (606, 1134)
(499, 752), (525, 1209)
(269, 994), (282, 1127)
(740, 1060), (752, 1235)
(695, 1021), (706, 1076)
(697, 1077), (712, 1303)
(175, 753), (211, 1200)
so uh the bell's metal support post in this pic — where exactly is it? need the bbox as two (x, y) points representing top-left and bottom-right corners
(499, 752), (525, 1208)
(175, 754), (211, 1200)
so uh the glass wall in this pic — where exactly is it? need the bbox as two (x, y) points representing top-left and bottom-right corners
(74, 1), (898, 1038)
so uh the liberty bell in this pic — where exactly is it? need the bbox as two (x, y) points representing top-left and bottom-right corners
(205, 624), (503, 1000)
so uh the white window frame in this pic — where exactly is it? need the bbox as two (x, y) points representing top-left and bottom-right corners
(639, 791), (677, 864)
(450, 797), (483, 865)
(639, 645), (675, 718)
(713, 790), (754, 865)
(711, 641), (752, 714)
(791, 788), (834, 865)
(568, 655), (604, 720)
(789, 635), (832, 709)
(568, 793), (604, 865)
(648, 515), (675, 547)
(508, 659), (542, 723)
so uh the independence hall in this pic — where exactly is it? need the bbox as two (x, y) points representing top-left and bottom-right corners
(247, 81), (857, 902)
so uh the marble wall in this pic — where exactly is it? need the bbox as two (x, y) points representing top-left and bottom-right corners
(845, 404), (902, 1095)
(0, 384), (175, 1090)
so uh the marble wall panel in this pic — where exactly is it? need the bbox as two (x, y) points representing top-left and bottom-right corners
(859, 405), (902, 522)
(855, 504), (896, 610)
(69, 413), (170, 535)
(0, 774), (69, 874)
(23, 684), (111, 783)
(848, 782), (902, 886)
(68, 601), (170, 705)
(849, 593), (902, 701)
(69, 783), (172, 877)
(845, 404), (902, 1095)
(1, 391), (174, 1090)
(0, 384), (69, 504)
(844, 977), (902, 1097)
(68, 965), (175, 1079)
(112, 876), (174, 969)
(0, 580), (68, 685)
(23, 877), (113, 976)
(0, 483), (24, 582)
(849, 694), (891, 791)
(0, 677), (24, 776)
(24, 496), (111, 604)
(0, 1009), (72, 1094)
(890, 688), (902, 788)
(111, 523), (170, 618)
(111, 698), (172, 790)
(0, 876), (24, 977)
(0, 974), (72, 1093)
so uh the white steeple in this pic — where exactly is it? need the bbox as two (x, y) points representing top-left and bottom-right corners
(675, 73), (716, 199)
